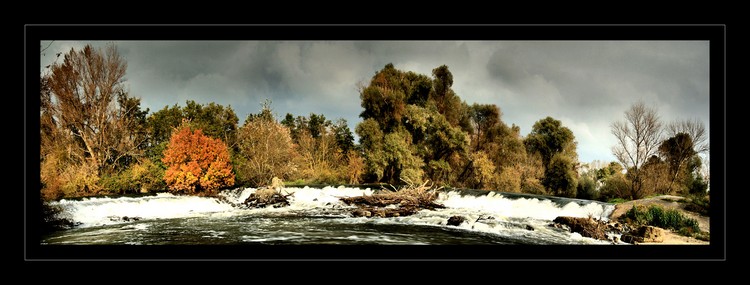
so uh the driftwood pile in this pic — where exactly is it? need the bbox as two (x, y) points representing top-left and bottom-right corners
(340, 180), (444, 218)
(243, 177), (291, 208)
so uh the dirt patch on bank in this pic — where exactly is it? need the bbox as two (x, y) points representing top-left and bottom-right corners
(608, 195), (709, 245)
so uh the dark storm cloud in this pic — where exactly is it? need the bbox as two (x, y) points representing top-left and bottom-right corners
(484, 41), (709, 162)
(39, 41), (710, 163)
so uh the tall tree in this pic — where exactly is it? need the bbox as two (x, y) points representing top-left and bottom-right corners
(359, 63), (407, 132)
(611, 101), (663, 199)
(430, 65), (465, 127)
(659, 133), (697, 193)
(146, 101), (238, 162)
(45, 44), (148, 173)
(524, 116), (577, 167)
(469, 103), (501, 151)
(524, 117), (578, 195)
(666, 119), (708, 155)
(545, 154), (578, 197)
(331, 118), (355, 155)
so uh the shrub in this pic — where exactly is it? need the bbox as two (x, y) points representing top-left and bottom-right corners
(683, 194), (709, 216)
(599, 174), (630, 201)
(687, 175), (709, 196)
(162, 125), (235, 195)
(624, 205), (701, 236)
(59, 162), (102, 197)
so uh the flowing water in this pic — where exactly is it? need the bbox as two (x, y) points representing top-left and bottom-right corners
(41, 186), (616, 245)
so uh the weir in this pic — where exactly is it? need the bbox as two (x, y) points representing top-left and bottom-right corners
(43, 186), (615, 245)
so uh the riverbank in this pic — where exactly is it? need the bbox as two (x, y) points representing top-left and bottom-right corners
(608, 195), (709, 245)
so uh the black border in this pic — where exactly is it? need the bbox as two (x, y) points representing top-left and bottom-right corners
(24, 24), (725, 261)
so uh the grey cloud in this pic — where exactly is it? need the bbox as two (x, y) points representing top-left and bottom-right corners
(39, 40), (710, 163)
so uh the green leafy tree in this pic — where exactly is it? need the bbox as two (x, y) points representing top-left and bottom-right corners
(359, 63), (407, 132)
(524, 117), (578, 195)
(146, 101), (238, 158)
(357, 64), (467, 185)
(332, 118), (355, 154)
(524, 117), (577, 167)
(430, 65), (464, 127)
(659, 133), (697, 193)
(544, 154), (578, 197)
(469, 104), (501, 151)
(640, 155), (670, 195)
(596, 161), (624, 181)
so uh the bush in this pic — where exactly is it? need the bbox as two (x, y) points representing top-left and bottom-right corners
(624, 205), (701, 235)
(684, 194), (709, 216)
(100, 159), (166, 194)
(162, 125), (235, 195)
(687, 175), (709, 196)
(599, 175), (630, 201)
(99, 171), (133, 195)
(59, 162), (102, 197)
(310, 167), (346, 184)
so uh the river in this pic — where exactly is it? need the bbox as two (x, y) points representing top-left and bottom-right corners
(41, 186), (616, 245)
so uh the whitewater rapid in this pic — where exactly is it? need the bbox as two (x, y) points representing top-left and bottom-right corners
(46, 186), (616, 245)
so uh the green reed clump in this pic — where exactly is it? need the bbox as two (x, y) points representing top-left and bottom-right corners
(624, 205), (701, 236)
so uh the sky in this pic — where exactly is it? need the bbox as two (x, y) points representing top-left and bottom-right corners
(39, 40), (710, 164)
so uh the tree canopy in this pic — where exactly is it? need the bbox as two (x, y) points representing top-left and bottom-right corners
(40, 43), (709, 203)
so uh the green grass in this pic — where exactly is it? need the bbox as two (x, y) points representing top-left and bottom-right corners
(623, 204), (702, 238)
(682, 195), (710, 216)
(607, 198), (629, 204)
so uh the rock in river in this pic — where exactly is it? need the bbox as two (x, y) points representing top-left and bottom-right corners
(447, 216), (466, 226)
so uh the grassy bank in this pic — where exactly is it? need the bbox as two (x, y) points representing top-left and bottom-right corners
(622, 204), (708, 241)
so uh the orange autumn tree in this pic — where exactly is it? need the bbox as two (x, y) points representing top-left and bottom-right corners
(162, 124), (235, 195)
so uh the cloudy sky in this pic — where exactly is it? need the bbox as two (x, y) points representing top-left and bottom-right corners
(39, 40), (710, 163)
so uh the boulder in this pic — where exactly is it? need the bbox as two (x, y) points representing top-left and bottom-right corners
(621, 234), (643, 244)
(525, 225), (535, 231)
(447, 216), (466, 226)
(621, 226), (666, 244)
(636, 226), (665, 243)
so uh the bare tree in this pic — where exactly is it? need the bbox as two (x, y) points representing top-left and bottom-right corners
(45, 44), (146, 173)
(611, 101), (663, 199)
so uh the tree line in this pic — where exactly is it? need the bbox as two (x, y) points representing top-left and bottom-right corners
(39, 44), (709, 202)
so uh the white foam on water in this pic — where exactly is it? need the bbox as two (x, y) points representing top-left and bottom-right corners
(48, 186), (614, 244)
(438, 191), (614, 221)
(50, 193), (235, 228)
